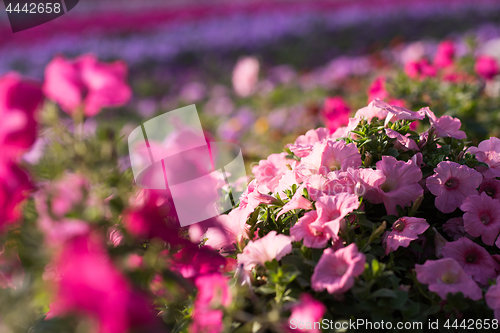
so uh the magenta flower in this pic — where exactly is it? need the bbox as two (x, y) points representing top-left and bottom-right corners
(311, 243), (365, 294)
(461, 193), (500, 246)
(298, 140), (361, 176)
(404, 59), (436, 80)
(252, 152), (290, 193)
(415, 258), (482, 300)
(321, 97), (351, 133)
(123, 190), (185, 247)
(384, 217), (429, 254)
(43, 54), (131, 117)
(423, 107), (466, 140)
(288, 293), (326, 333)
(385, 128), (419, 151)
(426, 161), (482, 213)
(475, 55), (499, 81)
(433, 40), (455, 68)
(290, 211), (336, 248)
(171, 244), (227, 280)
(315, 193), (359, 235)
(287, 127), (332, 158)
(442, 237), (499, 285)
(190, 273), (231, 333)
(479, 178), (500, 200)
(47, 234), (157, 333)
(0, 72), (43, 156)
(0, 161), (32, 233)
(237, 231), (292, 271)
(367, 76), (389, 103)
(485, 276), (500, 321)
(443, 217), (470, 241)
(468, 137), (500, 178)
(365, 156), (423, 215)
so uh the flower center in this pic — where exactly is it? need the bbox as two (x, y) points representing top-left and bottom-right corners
(480, 213), (491, 225)
(445, 178), (458, 189)
(484, 186), (496, 197)
(393, 220), (406, 232)
(381, 180), (396, 193)
(334, 262), (348, 276)
(441, 272), (457, 284)
(465, 253), (477, 263)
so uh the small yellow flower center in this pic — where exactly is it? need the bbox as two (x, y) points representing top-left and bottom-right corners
(393, 220), (405, 232)
(445, 178), (458, 189)
(441, 272), (457, 284)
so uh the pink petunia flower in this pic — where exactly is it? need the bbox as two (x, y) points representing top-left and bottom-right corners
(205, 212), (250, 254)
(252, 153), (290, 193)
(485, 276), (500, 321)
(287, 127), (332, 158)
(0, 72), (43, 156)
(479, 178), (500, 200)
(278, 185), (313, 218)
(326, 167), (386, 198)
(423, 107), (466, 140)
(384, 217), (429, 254)
(298, 140), (361, 176)
(442, 237), (499, 285)
(321, 97), (351, 133)
(290, 211), (337, 248)
(43, 54), (131, 117)
(355, 99), (389, 123)
(288, 293), (326, 333)
(237, 231), (292, 271)
(415, 258), (482, 300)
(371, 99), (425, 126)
(385, 128), (419, 151)
(426, 161), (482, 213)
(443, 217), (471, 241)
(365, 156), (423, 216)
(460, 193), (500, 246)
(315, 193), (359, 235)
(433, 40), (455, 68)
(468, 137), (500, 178)
(475, 55), (499, 81)
(311, 243), (365, 294)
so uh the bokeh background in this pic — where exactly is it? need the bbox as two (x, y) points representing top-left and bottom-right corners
(2, 0), (500, 168)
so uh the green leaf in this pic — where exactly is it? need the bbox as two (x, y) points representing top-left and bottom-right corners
(369, 288), (398, 299)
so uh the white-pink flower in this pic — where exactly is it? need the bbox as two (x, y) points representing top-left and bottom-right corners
(298, 140), (361, 176)
(287, 128), (333, 158)
(232, 56), (259, 97)
(237, 231), (292, 271)
(460, 193), (500, 246)
(311, 243), (365, 294)
(315, 193), (360, 235)
(252, 153), (290, 193)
